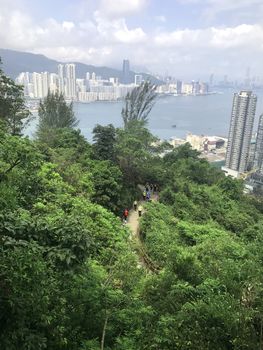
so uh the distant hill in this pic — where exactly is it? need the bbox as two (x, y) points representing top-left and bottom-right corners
(0, 48), (163, 85)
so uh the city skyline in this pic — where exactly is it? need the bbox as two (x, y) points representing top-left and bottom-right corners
(6, 46), (263, 89)
(1, 0), (263, 79)
(16, 61), (144, 102)
(15, 60), (211, 102)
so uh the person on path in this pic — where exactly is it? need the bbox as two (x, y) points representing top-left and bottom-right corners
(143, 190), (146, 201)
(138, 205), (143, 217)
(146, 191), (151, 201)
(123, 208), (129, 223)
(133, 200), (138, 211)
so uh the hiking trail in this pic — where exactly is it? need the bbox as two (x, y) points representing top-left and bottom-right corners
(126, 188), (159, 272)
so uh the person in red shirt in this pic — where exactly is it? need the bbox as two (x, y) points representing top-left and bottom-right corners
(123, 208), (129, 223)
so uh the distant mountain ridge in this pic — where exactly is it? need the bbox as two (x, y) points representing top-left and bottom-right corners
(0, 48), (163, 85)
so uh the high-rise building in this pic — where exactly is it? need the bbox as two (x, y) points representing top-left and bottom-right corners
(109, 77), (119, 85)
(41, 72), (49, 97)
(65, 63), (76, 99)
(16, 72), (31, 96)
(32, 72), (43, 98)
(200, 82), (208, 94)
(176, 80), (182, 94)
(209, 73), (214, 87)
(182, 82), (193, 95)
(192, 81), (200, 95)
(58, 64), (64, 95)
(49, 73), (58, 94)
(254, 114), (263, 173)
(134, 74), (142, 86)
(76, 79), (86, 93)
(224, 91), (257, 174)
(122, 59), (130, 84)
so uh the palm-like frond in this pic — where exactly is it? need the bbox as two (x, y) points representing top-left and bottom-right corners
(121, 81), (157, 127)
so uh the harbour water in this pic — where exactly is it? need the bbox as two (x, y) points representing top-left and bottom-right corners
(26, 90), (263, 141)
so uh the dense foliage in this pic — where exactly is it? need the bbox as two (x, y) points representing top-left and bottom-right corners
(37, 91), (78, 144)
(1, 63), (263, 349)
(0, 59), (31, 135)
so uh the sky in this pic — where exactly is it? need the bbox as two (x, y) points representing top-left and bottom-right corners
(1, 0), (263, 80)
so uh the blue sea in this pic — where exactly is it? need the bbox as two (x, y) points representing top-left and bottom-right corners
(26, 90), (263, 141)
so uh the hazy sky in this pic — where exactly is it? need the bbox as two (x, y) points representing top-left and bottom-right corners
(1, 0), (263, 80)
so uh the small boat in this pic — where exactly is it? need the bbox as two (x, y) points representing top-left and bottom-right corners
(171, 124), (176, 128)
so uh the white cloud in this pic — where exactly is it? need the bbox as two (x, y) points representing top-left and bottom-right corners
(154, 24), (263, 50)
(37, 46), (113, 65)
(94, 11), (147, 44)
(1, 0), (263, 79)
(151, 23), (263, 78)
(114, 24), (146, 43)
(154, 15), (166, 23)
(99, 0), (148, 19)
(62, 21), (75, 31)
(179, 0), (263, 23)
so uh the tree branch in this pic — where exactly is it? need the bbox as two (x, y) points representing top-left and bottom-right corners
(101, 312), (109, 350)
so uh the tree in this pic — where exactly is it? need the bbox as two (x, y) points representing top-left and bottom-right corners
(36, 91), (78, 143)
(0, 59), (31, 135)
(0, 132), (42, 209)
(163, 143), (200, 164)
(218, 176), (244, 200)
(115, 121), (157, 185)
(0, 242), (68, 350)
(121, 81), (157, 127)
(90, 160), (123, 213)
(92, 124), (117, 162)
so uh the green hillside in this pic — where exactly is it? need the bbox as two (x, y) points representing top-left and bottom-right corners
(1, 60), (263, 350)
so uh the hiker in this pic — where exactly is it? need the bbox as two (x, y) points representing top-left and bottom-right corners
(145, 183), (149, 192)
(123, 208), (129, 223)
(133, 200), (138, 211)
(138, 205), (143, 217)
(146, 191), (151, 201)
(143, 190), (146, 200)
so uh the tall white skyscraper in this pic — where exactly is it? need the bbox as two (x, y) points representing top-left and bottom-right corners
(32, 72), (43, 98)
(225, 91), (257, 174)
(76, 79), (86, 93)
(16, 72), (30, 96)
(254, 114), (263, 173)
(65, 64), (76, 99)
(49, 73), (58, 94)
(41, 72), (49, 97)
(58, 64), (65, 95)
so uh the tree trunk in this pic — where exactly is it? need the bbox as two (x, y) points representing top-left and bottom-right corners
(101, 313), (109, 350)
(260, 317), (263, 350)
